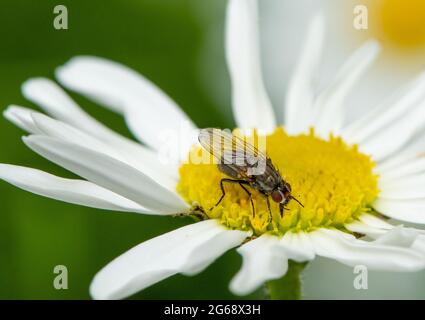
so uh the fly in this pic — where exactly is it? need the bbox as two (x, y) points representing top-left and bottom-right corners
(198, 128), (303, 218)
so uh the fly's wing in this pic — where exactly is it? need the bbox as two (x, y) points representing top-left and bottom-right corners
(198, 128), (270, 176)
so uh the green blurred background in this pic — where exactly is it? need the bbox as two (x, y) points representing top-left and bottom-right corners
(0, 0), (239, 299)
(1, 0), (425, 300)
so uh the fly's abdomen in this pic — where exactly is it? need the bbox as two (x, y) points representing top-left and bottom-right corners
(217, 163), (245, 179)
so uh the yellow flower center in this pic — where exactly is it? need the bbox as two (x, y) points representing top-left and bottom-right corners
(368, 0), (425, 49)
(177, 128), (379, 236)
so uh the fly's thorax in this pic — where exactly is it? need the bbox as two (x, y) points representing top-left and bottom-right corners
(250, 164), (283, 193)
(250, 177), (274, 193)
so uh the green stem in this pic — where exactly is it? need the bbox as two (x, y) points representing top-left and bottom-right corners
(266, 261), (307, 300)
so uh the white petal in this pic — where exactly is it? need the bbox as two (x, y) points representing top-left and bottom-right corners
(0, 164), (153, 213)
(346, 216), (424, 247)
(341, 72), (425, 146)
(345, 220), (387, 238)
(35, 111), (176, 190)
(373, 198), (425, 224)
(379, 156), (425, 182)
(345, 213), (394, 238)
(55, 56), (197, 152)
(309, 228), (425, 271)
(4, 105), (43, 134)
(375, 151), (420, 175)
(412, 236), (425, 255)
(21, 78), (179, 180)
(22, 78), (122, 139)
(347, 215), (425, 256)
(225, 0), (276, 132)
(23, 135), (188, 214)
(374, 226), (418, 248)
(346, 219), (400, 239)
(314, 41), (380, 137)
(229, 235), (287, 296)
(359, 99), (425, 161)
(400, 133), (425, 155)
(359, 213), (394, 229)
(284, 13), (324, 134)
(6, 105), (118, 156)
(90, 220), (249, 300)
(379, 173), (425, 200)
(5, 106), (176, 190)
(31, 111), (123, 157)
(278, 230), (315, 262)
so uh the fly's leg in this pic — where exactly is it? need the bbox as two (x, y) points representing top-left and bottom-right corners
(279, 203), (285, 218)
(173, 207), (209, 221)
(258, 191), (272, 222)
(210, 178), (234, 209)
(279, 203), (291, 217)
(191, 204), (209, 220)
(266, 195), (272, 222)
(210, 178), (249, 211)
(238, 182), (255, 217)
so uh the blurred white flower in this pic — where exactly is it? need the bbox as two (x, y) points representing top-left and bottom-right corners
(259, 0), (425, 150)
(1, 0), (425, 300)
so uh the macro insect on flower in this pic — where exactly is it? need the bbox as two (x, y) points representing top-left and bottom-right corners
(198, 128), (303, 218)
(1, 0), (425, 300)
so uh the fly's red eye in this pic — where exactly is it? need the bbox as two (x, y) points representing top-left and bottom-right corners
(271, 189), (283, 203)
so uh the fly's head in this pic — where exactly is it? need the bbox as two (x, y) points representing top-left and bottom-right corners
(270, 182), (303, 208)
(270, 182), (292, 205)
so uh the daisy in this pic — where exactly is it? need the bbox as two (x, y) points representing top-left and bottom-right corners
(260, 0), (425, 144)
(1, 0), (425, 300)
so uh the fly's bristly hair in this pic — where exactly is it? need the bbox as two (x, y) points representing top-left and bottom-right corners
(198, 128), (303, 218)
